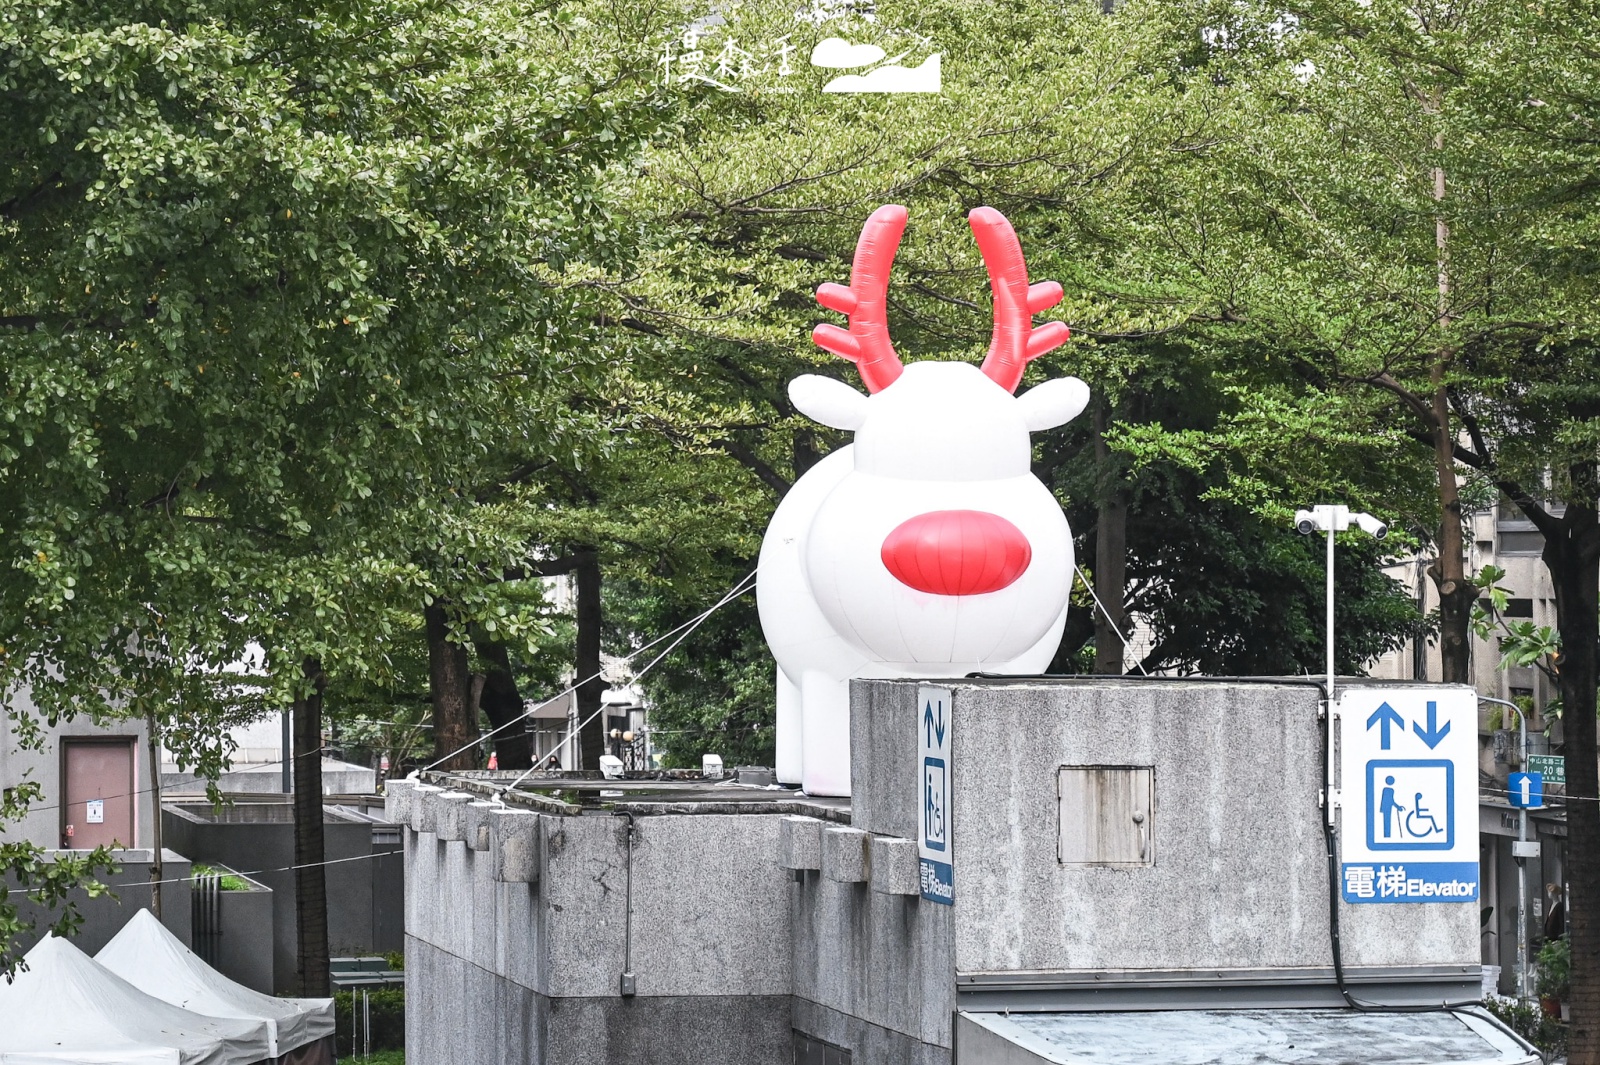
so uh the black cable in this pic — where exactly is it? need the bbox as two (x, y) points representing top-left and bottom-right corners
(1314, 683), (1486, 1014)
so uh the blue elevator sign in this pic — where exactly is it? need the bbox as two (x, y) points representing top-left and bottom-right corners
(1337, 688), (1479, 904)
(917, 686), (954, 905)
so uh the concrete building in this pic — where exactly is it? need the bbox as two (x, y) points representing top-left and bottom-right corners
(1368, 501), (1562, 706)
(393, 678), (1532, 1064)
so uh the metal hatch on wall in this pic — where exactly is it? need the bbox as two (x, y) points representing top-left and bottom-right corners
(954, 1008), (1539, 1065)
(60, 736), (137, 850)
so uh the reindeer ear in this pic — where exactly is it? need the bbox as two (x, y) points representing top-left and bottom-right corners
(1017, 377), (1090, 431)
(790, 375), (869, 431)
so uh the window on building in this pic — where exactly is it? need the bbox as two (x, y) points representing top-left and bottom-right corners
(1504, 598), (1534, 618)
(1499, 531), (1544, 554)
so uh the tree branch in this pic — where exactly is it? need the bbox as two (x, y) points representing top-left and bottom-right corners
(718, 438), (790, 497)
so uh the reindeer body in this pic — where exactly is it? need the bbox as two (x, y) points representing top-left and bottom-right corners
(757, 205), (1089, 796)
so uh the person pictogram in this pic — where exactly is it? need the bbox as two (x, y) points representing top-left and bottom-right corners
(1379, 775), (1405, 838)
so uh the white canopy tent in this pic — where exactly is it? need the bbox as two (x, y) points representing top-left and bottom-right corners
(0, 935), (271, 1065)
(98, 911), (335, 1062)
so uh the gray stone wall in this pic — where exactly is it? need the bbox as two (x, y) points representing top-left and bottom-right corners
(848, 678), (1478, 977)
(164, 801), (391, 993)
(393, 782), (795, 1065)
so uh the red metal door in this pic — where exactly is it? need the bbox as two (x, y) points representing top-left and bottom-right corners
(61, 739), (135, 849)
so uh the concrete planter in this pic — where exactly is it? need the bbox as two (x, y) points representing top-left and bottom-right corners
(193, 865), (275, 994)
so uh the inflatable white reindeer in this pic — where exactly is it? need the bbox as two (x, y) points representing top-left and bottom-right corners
(757, 204), (1090, 796)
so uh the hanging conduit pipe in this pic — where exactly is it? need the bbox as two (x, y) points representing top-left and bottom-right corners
(617, 812), (636, 997)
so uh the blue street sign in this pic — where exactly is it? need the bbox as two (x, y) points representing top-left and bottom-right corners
(1508, 771), (1544, 809)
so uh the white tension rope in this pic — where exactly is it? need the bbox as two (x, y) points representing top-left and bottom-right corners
(418, 567), (759, 778)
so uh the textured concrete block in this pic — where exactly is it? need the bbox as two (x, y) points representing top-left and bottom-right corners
(822, 826), (868, 884)
(628, 814), (791, 997)
(434, 791), (473, 842)
(849, 680), (923, 839)
(539, 815), (628, 998)
(870, 835), (918, 896)
(791, 870), (955, 1047)
(463, 801), (495, 851)
(905, 678), (1481, 976)
(490, 808), (541, 884)
(385, 779), (417, 826)
(409, 784), (443, 833)
(780, 816), (822, 871)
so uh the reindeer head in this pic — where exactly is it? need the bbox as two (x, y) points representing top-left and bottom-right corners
(786, 204), (1087, 665)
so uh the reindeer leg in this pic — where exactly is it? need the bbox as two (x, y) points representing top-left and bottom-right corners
(775, 666), (803, 785)
(800, 671), (852, 798)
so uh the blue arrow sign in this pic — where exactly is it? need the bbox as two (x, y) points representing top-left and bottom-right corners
(1509, 771), (1544, 809)
(1366, 702), (1405, 750)
(1412, 700), (1451, 749)
(923, 699), (946, 749)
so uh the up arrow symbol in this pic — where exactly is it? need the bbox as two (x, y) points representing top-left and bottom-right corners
(1412, 700), (1451, 749)
(1366, 702), (1404, 750)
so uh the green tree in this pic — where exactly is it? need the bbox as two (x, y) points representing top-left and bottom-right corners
(0, 0), (657, 987)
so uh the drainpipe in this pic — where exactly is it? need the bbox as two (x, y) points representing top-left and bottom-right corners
(617, 812), (636, 997)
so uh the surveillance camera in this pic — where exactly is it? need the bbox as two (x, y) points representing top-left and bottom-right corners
(1294, 509), (1318, 536)
(1353, 512), (1388, 540)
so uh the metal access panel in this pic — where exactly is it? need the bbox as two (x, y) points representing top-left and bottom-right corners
(1057, 765), (1154, 866)
(60, 737), (137, 850)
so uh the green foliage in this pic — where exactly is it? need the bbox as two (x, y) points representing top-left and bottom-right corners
(1482, 996), (1566, 1057)
(1538, 936), (1572, 1000)
(188, 863), (249, 892)
(0, 0), (662, 959)
(333, 988), (405, 1057)
(1470, 567), (1562, 679)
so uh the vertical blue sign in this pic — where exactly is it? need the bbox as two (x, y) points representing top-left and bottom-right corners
(1337, 689), (1478, 904)
(918, 686), (954, 904)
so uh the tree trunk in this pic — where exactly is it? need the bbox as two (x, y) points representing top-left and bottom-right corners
(1093, 402), (1129, 675)
(1427, 385), (1474, 684)
(145, 711), (163, 918)
(292, 657), (330, 998)
(474, 636), (532, 770)
(1425, 120), (1474, 685)
(426, 601), (479, 772)
(1547, 495), (1600, 1062)
(574, 548), (605, 771)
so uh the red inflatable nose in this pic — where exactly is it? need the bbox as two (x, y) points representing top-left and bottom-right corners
(881, 510), (1032, 597)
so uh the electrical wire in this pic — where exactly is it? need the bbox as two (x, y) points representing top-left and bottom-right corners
(418, 567), (758, 774)
(10, 746), (330, 819)
(97, 846), (397, 891)
(1073, 564), (1150, 676)
(494, 569), (759, 793)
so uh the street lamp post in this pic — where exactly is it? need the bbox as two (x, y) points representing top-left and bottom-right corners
(1294, 505), (1390, 696)
(1295, 505), (1389, 846)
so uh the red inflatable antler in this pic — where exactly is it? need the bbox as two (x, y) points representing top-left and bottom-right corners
(812, 204), (907, 394)
(969, 207), (1070, 394)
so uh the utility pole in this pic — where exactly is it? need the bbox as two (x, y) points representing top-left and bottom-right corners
(1484, 695), (1531, 1002)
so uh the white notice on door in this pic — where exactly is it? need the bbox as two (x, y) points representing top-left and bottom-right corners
(86, 799), (105, 824)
